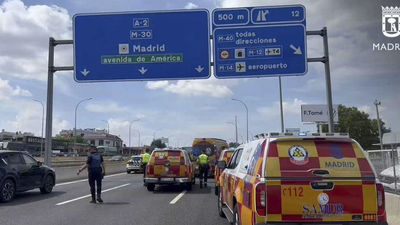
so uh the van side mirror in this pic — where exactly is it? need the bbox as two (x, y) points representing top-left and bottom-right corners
(217, 160), (226, 169)
(37, 161), (43, 166)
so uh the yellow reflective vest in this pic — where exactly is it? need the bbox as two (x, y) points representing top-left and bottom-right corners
(142, 153), (150, 163)
(199, 154), (208, 165)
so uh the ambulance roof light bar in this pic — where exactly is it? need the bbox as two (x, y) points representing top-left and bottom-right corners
(254, 132), (349, 139)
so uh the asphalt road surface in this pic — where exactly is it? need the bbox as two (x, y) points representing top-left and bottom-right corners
(0, 173), (229, 225)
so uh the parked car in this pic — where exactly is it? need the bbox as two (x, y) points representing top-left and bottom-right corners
(214, 148), (234, 195)
(0, 150), (56, 202)
(217, 133), (388, 225)
(126, 155), (143, 174)
(110, 155), (124, 161)
(144, 149), (195, 191)
(379, 164), (400, 190)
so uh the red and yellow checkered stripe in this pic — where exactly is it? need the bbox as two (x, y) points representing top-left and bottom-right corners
(263, 140), (377, 222)
(148, 151), (187, 177)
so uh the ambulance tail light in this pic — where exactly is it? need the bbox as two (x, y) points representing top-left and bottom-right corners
(147, 165), (154, 176)
(255, 183), (266, 216)
(185, 165), (190, 177)
(376, 183), (387, 221)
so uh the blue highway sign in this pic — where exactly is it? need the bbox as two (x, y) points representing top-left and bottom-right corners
(212, 5), (305, 28)
(213, 8), (249, 27)
(73, 10), (210, 82)
(250, 5), (305, 25)
(212, 5), (307, 78)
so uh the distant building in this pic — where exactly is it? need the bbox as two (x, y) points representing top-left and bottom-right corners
(0, 129), (34, 142)
(159, 137), (169, 145)
(122, 146), (149, 156)
(0, 128), (124, 156)
(58, 128), (123, 150)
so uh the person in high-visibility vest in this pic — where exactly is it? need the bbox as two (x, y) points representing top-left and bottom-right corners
(141, 148), (151, 180)
(198, 149), (209, 188)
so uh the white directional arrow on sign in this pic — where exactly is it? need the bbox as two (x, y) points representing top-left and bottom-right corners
(138, 67), (148, 75)
(195, 65), (204, 73)
(290, 45), (302, 55)
(81, 69), (90, 76)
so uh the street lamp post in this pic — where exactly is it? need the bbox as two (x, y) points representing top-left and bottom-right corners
(235, 115), (238, 143)
(374, 100), (384, 150)
(74, 98), (92, 155)
(226, 115), (238, 143)
(167, 135), (174, 147)
(129, 119), (140, 147)
(32, 99), (44, 158)
(101, 120), (109, 134)
(232, 98), (248, 142)
(278, 76), (285, 133)
(132, 129), (141, 147)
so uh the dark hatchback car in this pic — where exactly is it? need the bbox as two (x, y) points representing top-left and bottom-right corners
(0, 150), (56, 202)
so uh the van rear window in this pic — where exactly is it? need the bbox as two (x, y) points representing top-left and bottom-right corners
(153, 151), (184, 165)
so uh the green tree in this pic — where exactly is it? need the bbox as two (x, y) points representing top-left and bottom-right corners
(150, 139), (166, 150)
(322, 105), (390, 150)
(53, 136), (72, 143)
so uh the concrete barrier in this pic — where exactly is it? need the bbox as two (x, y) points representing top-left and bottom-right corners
(386, 192), (400, 225)
(54, 161), (126, 183)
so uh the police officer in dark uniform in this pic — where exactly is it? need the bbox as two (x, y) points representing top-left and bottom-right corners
(77, 146), (106, 203)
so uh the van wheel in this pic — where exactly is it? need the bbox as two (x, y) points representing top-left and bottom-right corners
(0, 179), (15, 202)
(233, 203), (240, 225)
(40, 175), (54, 194)
(147, 184), (155, 192)
(217, 190), (225, 218)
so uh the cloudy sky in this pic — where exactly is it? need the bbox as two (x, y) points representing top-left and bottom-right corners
(0, 0), (399, 147)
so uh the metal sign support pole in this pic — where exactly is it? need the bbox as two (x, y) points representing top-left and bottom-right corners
(307, 27), (334, 133)
(391, 144), (398, 192)
(279, 76), (284, 133)
(44, 37), (73, 166)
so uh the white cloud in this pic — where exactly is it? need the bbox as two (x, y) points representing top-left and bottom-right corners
(184, 2), (199, 9)
(258, 98), (307, 117)
(108, 118), (142, 146)
(146, 81), (169, 89)
(85, 102), (129, 113)
(146, 77), (238, 98)
(301, 78), (325, 93)
(1, 99), (69, 136)
(0, 0), (72, 81)
(0, 78), (31, 101)
(357, 105), (372, 115)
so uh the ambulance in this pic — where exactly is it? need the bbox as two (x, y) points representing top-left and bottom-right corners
(144, 149), (195, 191)
(217, 132), (388, 225)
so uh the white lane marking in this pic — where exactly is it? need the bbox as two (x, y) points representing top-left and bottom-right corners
(169, 190), (187, 205)
(386, 192), (400, 198)
(55, 173), (125, 187)
(56, 183), (131, 206)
